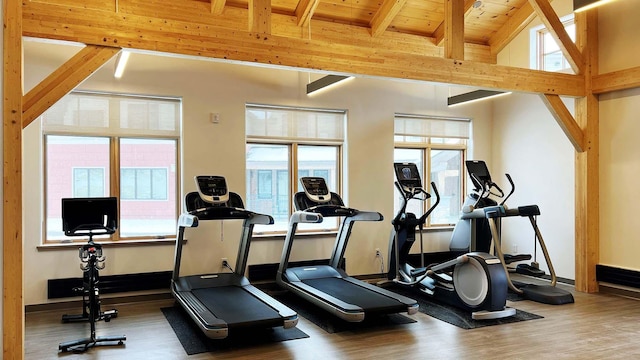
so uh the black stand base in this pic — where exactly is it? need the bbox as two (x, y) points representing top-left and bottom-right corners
(59, 334), (126, 353)
(62, 309), (118, 323)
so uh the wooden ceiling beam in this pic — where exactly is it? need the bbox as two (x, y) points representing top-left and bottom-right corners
(249, 0), (271, 34)
(211, 0), (226, 15)
(540, 94), (585, 152)
(21, 2), (584, 96)
(369, 0), (409, 38)
(528, 0), (584, 74)
(592, 66), (640, 94)
(22, 45), (121, 129)
(433, 0), (475, 46)
(444, 0), (465, 60)
(489, 1), (537, 56)
(295, 0), (320, 27)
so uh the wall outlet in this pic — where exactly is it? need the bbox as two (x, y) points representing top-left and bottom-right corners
(221, 258), (229, 268)
(375, 248), (381, 257)
(512, 244), (518, 253)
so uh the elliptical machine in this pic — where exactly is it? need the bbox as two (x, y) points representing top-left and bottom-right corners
(387, 162), (515, 320)
(459, 160), (574, 305)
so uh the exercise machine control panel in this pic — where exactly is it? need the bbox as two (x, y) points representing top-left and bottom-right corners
(195, 175), (230, 204)
(394, 162), (424, 194)
(300, 177), (331, 203)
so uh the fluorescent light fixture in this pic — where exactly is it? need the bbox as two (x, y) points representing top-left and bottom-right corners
(307, 75), (353, 96)
(447, 89), (511, 107)
(114, 51), (130, 78)
(574, 0), (615, 12)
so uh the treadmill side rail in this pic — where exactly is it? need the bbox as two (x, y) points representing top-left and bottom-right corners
(341, 276), (419, 314)
(242, 285), (298, 328)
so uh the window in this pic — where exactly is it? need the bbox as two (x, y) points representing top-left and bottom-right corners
(246, 104), (345, 234)
(121, 168), (168, 200)
(533, 17), (575, 72)
(394, 114), (469, 227)
(43, 92), (181, 243)
(257, 170), (273, 199)
(73, 167), (105, 197)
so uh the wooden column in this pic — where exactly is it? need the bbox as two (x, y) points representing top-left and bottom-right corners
(574, 9), (599, 293)
(3, 0), (24, 358)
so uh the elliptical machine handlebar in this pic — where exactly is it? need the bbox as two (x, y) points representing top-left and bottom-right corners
(392, 181), (439, 226)
(501, 173), (515, 206)
(419, 182), (440, 225)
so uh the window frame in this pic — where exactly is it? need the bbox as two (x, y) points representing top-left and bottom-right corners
(245, 103), (346, 237)
(42, 91), (182, 245)
(533, 15), (575, 72)
(246, 141), (343, 236)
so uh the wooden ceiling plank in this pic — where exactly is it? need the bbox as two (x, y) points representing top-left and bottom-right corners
(540, 94), (585, 152)
(434, 0), (475, 46)
(249, 0), (272, 34)
(528, 0), (584, 74)
(4, 0), (24, 358)
(211, 0), (226, 15)
(444, 0), (464, 60)
(592, 66), (640, 94)
(295, 0), (320, 27)
(370, 0), (409, 38)
(21, 3), (584, 96)
(22, 45), (121, 129)
(489, 1), (537, 55)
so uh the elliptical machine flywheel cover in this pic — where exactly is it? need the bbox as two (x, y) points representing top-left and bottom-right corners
(453, 257), (490, 307)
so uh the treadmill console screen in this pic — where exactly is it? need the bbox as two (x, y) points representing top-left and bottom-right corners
(465, 160), (491, 190)
(195, 175), (230, 204)
(300, 177), (331, 203)
(394, 162), (423, 193)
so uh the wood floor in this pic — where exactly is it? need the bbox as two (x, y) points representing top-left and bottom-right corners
(25, 280), (640, 360)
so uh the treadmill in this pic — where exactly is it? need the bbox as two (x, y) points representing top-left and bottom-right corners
(277, 177), (418, 322)
(172, 175), (298, 339)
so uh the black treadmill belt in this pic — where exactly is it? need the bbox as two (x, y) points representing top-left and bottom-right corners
(302, 277), (404, 312)
(192, 286), (282, 327)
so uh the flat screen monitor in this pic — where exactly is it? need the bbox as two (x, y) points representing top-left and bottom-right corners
(465, 160), (492, 190)
(62, 197), (118, 236)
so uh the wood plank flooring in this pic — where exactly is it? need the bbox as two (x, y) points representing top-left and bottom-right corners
(25, 280), (640, 359)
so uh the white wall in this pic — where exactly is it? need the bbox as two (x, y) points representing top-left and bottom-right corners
(597, 1), (640, 271)
(494, 0), (576, 279)
(23, 50), (494, 305)
(495, 0), (640, 278)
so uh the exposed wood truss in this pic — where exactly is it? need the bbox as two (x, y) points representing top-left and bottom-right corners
(5, 0), (640, 356)
(22, 45), (121, 128)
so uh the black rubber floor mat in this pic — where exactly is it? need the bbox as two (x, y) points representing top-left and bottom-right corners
(161, 305), (309, 355)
